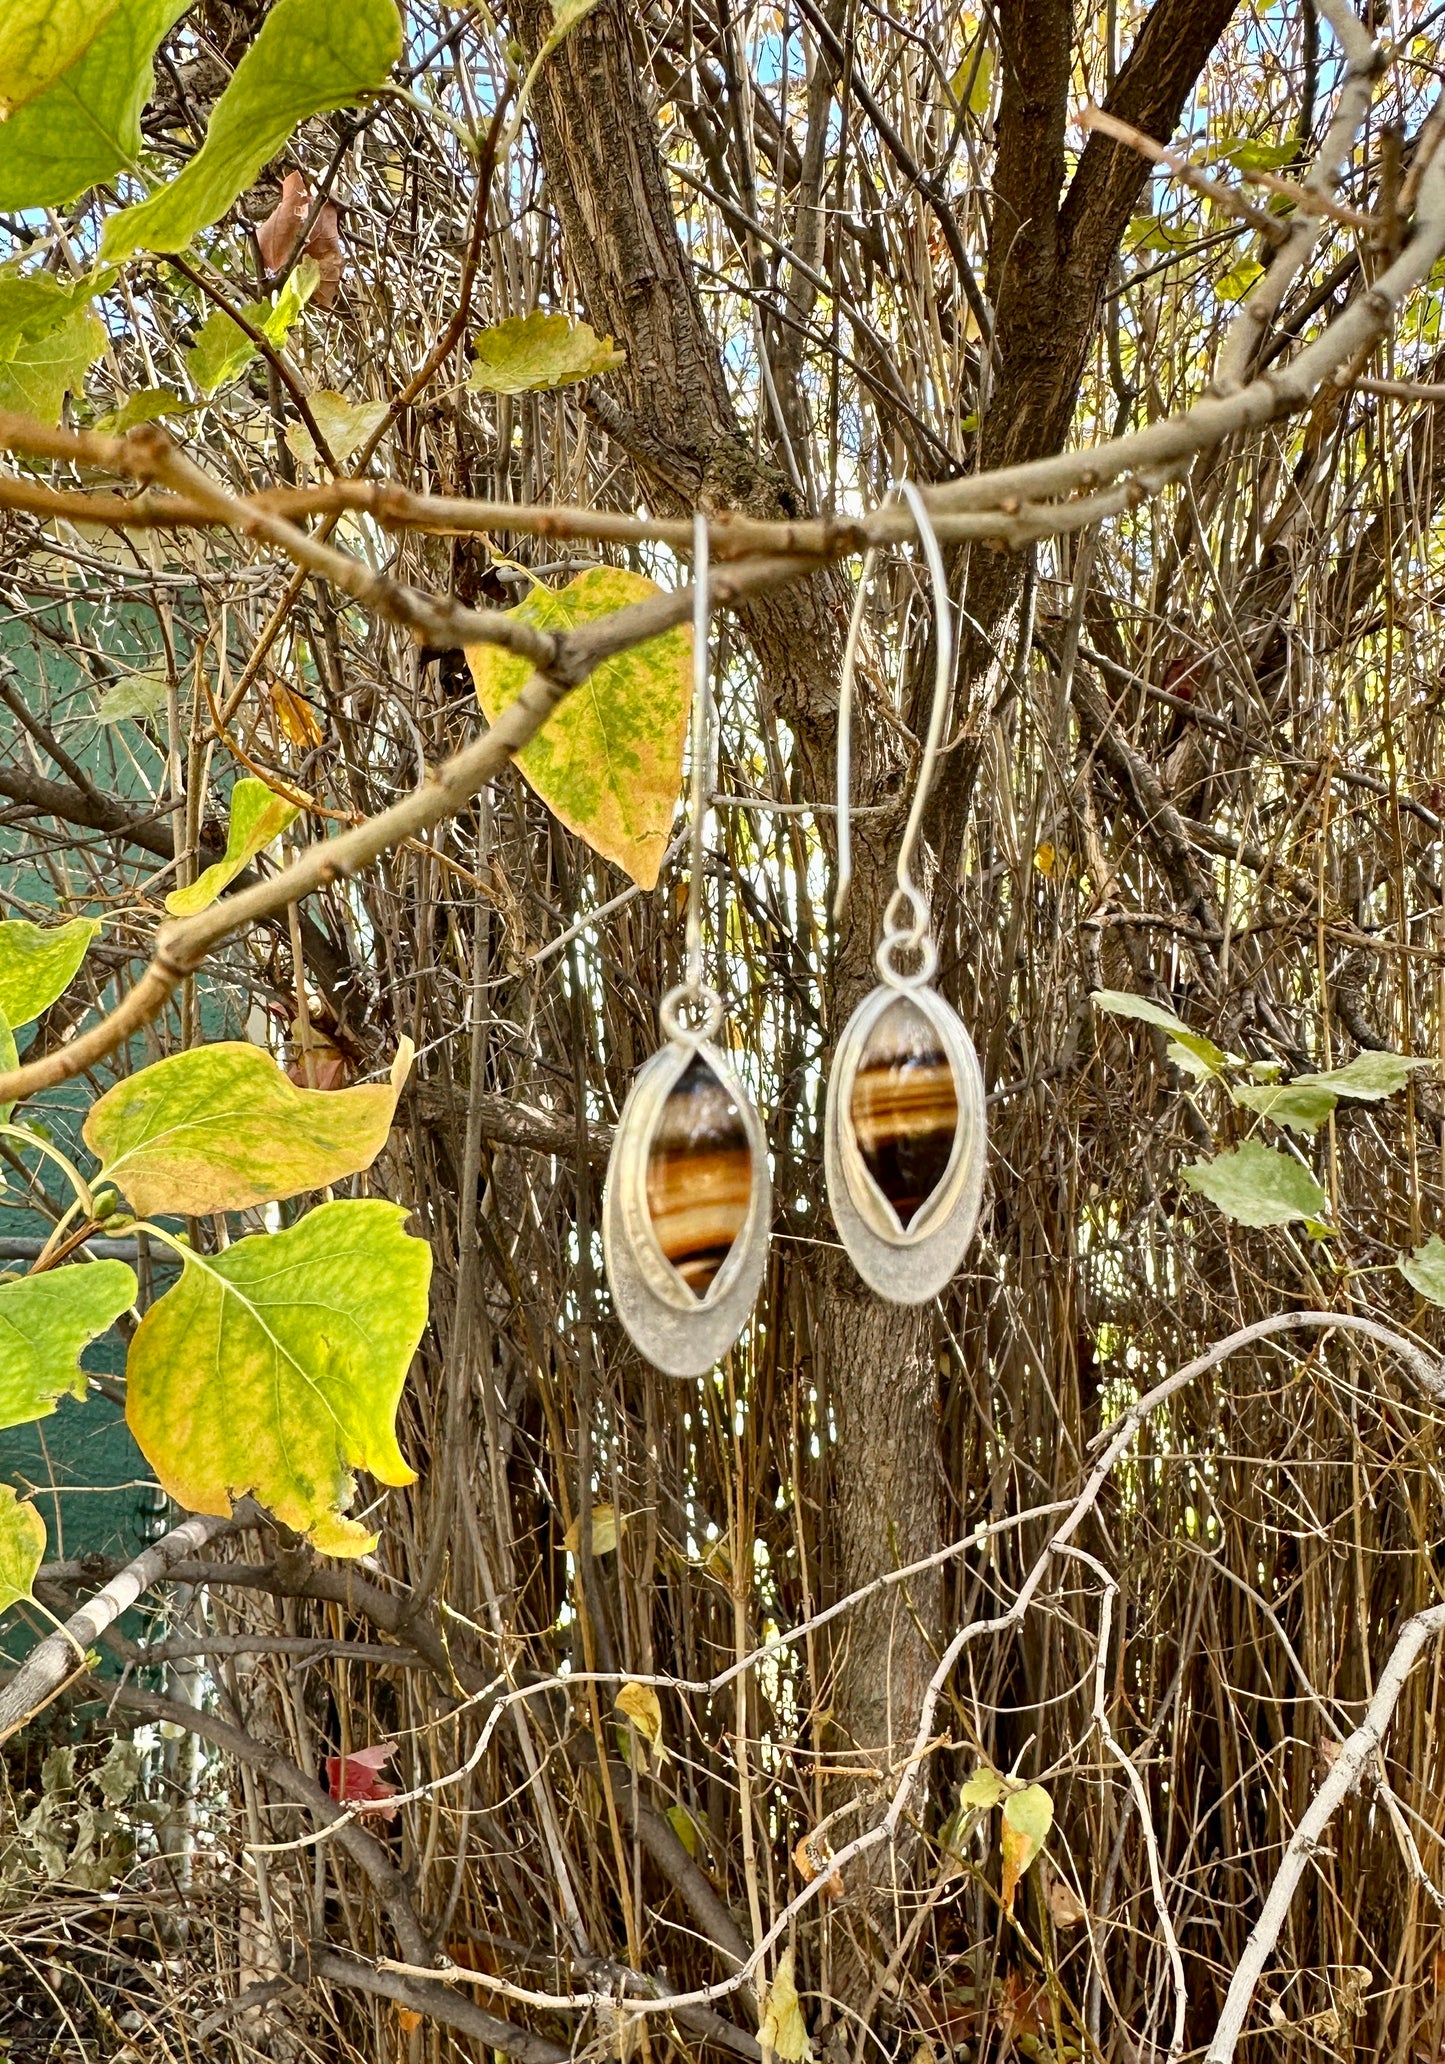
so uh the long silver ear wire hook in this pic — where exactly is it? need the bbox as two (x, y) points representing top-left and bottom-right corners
(601, 510), (772, 1373)
(833, 482), (953, 932)
(682, 511), (712, 1006)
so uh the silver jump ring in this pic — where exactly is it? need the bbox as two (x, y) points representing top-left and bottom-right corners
(659, 983), (725, 1044)
(875, 930), (938, 989)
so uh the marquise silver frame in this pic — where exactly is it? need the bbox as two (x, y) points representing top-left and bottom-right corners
(824, 981), (986, 1304)
(602, 1032), (772, 1377)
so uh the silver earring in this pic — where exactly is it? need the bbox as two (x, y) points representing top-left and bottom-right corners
(824, 482), (987, 1305)
(602, 516), (771, 1375)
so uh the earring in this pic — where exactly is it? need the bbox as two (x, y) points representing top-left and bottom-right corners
(824, 483), (987, 1305)
(602, 517), (772, 1376)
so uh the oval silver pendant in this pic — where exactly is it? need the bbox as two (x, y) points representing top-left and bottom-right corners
(603, 1035), (771, 1376)
(824, 984), (986, 1304)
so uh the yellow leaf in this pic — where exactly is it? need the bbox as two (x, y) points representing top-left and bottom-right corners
(615, 1681), (664, 1758)
(667, 1803), (702, 1856)
(466, 567), (691, 889)
(165, 777), (300, 916)
(393, 2004), (423, 2032)
(468, 310), (624, 395)
(269, 680), (323, 749)
(999, 1783), (1052, 1910)
(286, 389), (391, 468)
(563, 1502), (624, 1556)
(759, 1948), (811, 2063)
(85, 1039), (414, 1218)
(0, 1486), (46, 1614)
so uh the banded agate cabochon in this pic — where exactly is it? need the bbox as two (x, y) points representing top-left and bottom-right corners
(645, 1052), (754, 1298)
(848, 994), (960, 1228)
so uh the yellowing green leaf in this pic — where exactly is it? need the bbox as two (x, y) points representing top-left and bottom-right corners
(93, 672), (169, 724)
(0, 1), (121, 118)
(1293, 1052), (1432, 1102)
(759, 1948), (811, 2064)
(1230, 1080), (1339, 1135)
(468, 310), (625, 395)
(102, 0), (401, 259)
(0, 1260), (137, 1433)
(1401, 1235), (1445, 1306)
(1217, 257), (1264, 303)
(959, 1766), (1008, 1812)
(285, 390), (390, 469)
(164, 778), (299, 914)
(467, 568), (691, 889)
(615, 1681), (664, 1758)
(0, 304), (104, 424)
(0, 1), (186, 212)
(125, 1200), (429, 1556)
(185, 263), (319, 396)
(1090, 988), (1229, 1074)
(563, 1502), (624, 1555)
(94, 385), (189, 436)
(1180, 1141), (1327, 1230)
(949, 43), (992, 116)
(0, 273), (100, 358)
(0, 1487), (46, 1616)
(0, 1009), (16, 1124)
(84, 1039), (414, 1218)
(0, 917), (99, 1029)
(999, 1783), (1052, 1910)
(666, 1803), (702, 1856)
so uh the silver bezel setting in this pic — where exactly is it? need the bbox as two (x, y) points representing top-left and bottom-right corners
(824, 982), (986, 1304)
(603, 1034), (771, 1377)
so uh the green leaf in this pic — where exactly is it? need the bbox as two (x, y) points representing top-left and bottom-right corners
(0, 1009), (16, 1125)
(85, 1039), (415, 1218)
(1217, 257), (1264, 303)
(0, 1486), (46, 1616)
(1402, 1234), (1445, 1306)
(468, 310), (625, 395)
(101, 0), (402, 261)
(164, 777), (299, 914)
(0, 1), (186, 212)
(1090, 988), (1229, 1074)
(92, 671), (169, 724)
(285, 389), (390, 468)
(467, 568), (692, 889)
(1000, 1783), (1052, 1908)
(959, 1767), (1008, 1811)
(0, 1), (121, 119)
(0, 1261), (137, 1433)
(0, 273), (102, 358)
(125, 1200), (430, 1556)
(94, 386), (188, 436)
(185, 264), (320, 396)
(0, 917), (100, 1029)
(1180, 1141), (1328, 1229)
(1220, 136), (1297, 174)
(0, 304), (104, 424)
(1230, 1080), (1340, 1135)
(1293, 1052), (1432, 1103)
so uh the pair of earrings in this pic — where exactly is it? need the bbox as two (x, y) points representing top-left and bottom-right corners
(602, 498), (987, 1378)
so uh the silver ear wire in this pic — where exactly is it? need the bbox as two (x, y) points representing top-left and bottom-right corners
(833, 483), (952, 929)
(601, 515), (772, 1373)
(824, 480), (986, 1305)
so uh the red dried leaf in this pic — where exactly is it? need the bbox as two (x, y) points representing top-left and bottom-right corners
(257, 171), (310, 274)
(256, 171), (346, 308)
(325, 1740), (400, 1817)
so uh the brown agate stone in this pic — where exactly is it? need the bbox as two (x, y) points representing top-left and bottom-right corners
(849, 996), (959, 1228)
(645, 1053), (753, 1297)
